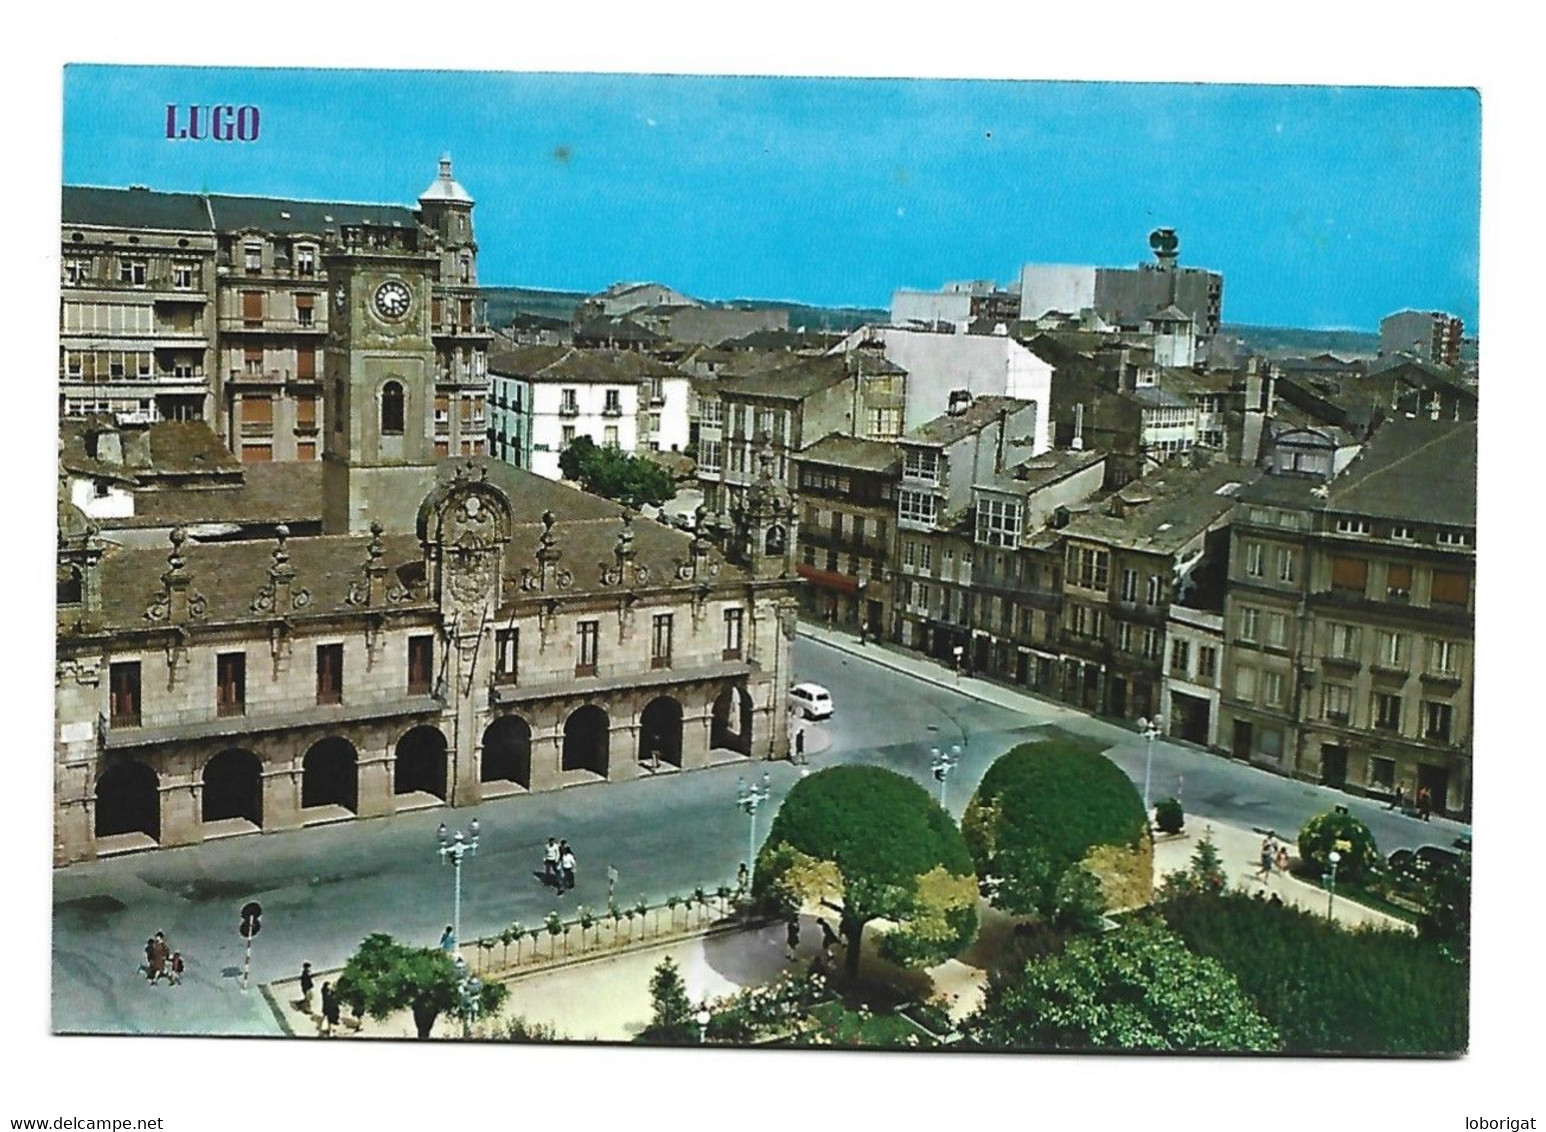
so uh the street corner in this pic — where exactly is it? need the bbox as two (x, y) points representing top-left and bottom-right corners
(789, 718), (834, 759)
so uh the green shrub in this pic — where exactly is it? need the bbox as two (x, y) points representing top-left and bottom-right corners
(962, 738), (1146, 916)
(1159, 891), (1468, 1053)
(637, 956), (696, 1044)
(1297, 810), (1380, 884)
(964, 919), (1280, 1052)
(1154, 797), (1185, 834)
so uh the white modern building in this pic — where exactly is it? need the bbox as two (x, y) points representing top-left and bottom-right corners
(834, 326), (1054, 455)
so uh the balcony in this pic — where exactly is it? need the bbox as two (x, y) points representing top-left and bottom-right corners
(558, 404), (580, 419)
(228, 368), (296, 384)
(601, 404), (624, 418)
(219, 317), (326, 334)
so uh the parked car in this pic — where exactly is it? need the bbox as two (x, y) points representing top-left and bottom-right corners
(788, 683), (833, 720)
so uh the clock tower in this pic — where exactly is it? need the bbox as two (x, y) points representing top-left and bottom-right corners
(321, 221), (442, 534)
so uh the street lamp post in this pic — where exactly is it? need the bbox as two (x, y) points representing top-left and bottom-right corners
(436, 818), (480, 952)
(695, 1005), (712, 1045)
(452, 954), (482, 1039)
(1136, 717), (1162, 818)
(1324, 849), (1342, 920)
(736, 773), (772, 879)
(930, 745), (960, 811)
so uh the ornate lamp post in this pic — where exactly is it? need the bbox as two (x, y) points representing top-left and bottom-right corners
(1324, 849), (1342, 920)
(736, 773), (772, 878)
(436, 818), (480, 951)
(696, 1005), (712, 1044)
(453, 954), (482, 1039)
(930, 745), (960, 811)
(1136, 716), (1163, 818)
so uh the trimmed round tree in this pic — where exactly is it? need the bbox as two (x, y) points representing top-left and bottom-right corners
(752, 765), (977, 981)
(1297, 810), (1380, 884)
(963, 739), (1149, 919)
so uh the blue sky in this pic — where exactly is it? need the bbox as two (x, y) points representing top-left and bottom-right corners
(63, 67), (1479, 331)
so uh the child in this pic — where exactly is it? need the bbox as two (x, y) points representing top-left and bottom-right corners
(168, 952), (184, 986)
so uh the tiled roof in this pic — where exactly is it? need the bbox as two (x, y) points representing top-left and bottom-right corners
(715, 353), (889, 401)
(207, 194), (417, 235)
(60, 419), (241, 483)
(63, 186), (213, 232)
(1125, 386), (1193, 409)
(795, 434), (899, 473)
(89, 486), (746, 633)
(121, 463), (325, 527)
(488, 346), (679, 383)
(902, 396), (1033, 447)
(1324, 418), (1476, 527)
(1060, 463), (1262, 553)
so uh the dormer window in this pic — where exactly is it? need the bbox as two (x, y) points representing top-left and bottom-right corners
(244, 243), (263, 273)
(296, 245), (316, 276)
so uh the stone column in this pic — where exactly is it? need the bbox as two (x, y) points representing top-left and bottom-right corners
(357, 748), (395, 818)
(262, 762), (303, 832)
(529, 724), (564, 792)
(161, 779), (201, 848)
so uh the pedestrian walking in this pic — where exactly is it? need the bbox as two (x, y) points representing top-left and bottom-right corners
(818, 919), (839, 967)
(1389, 783), (1406, 812)
(558, 841), (577, 893)
(1257, 838), (1274, 882)
(794, 727), (806, 765)
(148, 932), (169, 985)
(299, 962), (315, 1014)
(143, 937), (157, 983)
(1275, 846), (1290, 876)
(785, 917), (801, 962)
(439, 925), (456, 953)
(320, 981), (339, 1037)
(736, 862), (750, 897)
(858, 620), (868, 646)
(543, 837), (560, 886)
(1417, 787), (1433, 822)
(168, 952), (184, 986)
(606, 864), (619, 904)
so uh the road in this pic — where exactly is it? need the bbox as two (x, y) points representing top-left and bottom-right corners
(50, 632), (1462, 1037)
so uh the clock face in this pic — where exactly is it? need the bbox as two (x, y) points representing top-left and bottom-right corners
(374, 280), (412, 320)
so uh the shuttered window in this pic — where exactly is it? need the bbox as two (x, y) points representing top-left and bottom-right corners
(241, 396), (273, 424)
(1431, 570), (1470, 607)
(1330, 557), (1367, 593)
(241, 291), (263, 323)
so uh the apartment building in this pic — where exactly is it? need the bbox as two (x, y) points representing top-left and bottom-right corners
(793, 435), (898, 632)
(892, 396), (1044, 655)
(1054, 462), (1255, 721)
(1218, 419), (1475, 817)
(60, 187), (218, 422)
(62, 157), (491, 464)
(701, 345), (906, 516)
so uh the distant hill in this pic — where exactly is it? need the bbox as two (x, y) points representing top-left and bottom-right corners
(1220, 323), (1380, 359)
(482, 287), (588, 328)
(481, 285), (885, 335)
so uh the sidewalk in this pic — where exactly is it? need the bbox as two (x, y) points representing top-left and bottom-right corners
(1152, 819), (1412, 932)
(267, 917), (828, 1041)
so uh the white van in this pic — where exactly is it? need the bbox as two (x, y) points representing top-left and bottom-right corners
(788, 683), (834, 720)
